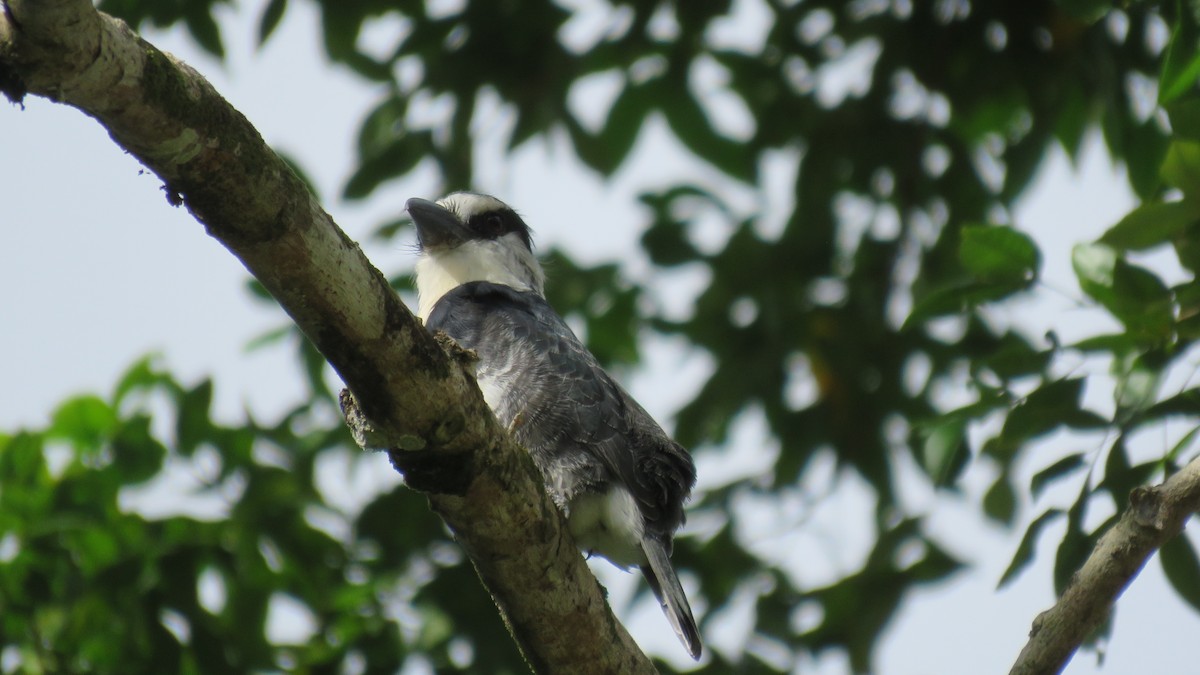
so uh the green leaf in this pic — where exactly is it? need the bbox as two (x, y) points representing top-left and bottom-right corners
(564, 80), (654, 176)
(660, 83), (756, 183)
(919, 417), (969, 488)
(1069, 333), (1138, 354)
(904, 280), (1027, 327)
(357, 487), (448, 567)
(1072, 242), (1119, 299)
(1160, 7), (1200, 105)
(640, 215), (702, 267)
(176, 380), (214, 454)
(1176, 281), (1200, 338)
(982, 332), (1051, 380)
(1100, 200), (1200, 251)
(999, 509), (1065, 588)
(1002, 138), (1051, 202)
(183, 5), (226, 59)
(1126, 119), (1171, 200)
(993, 378), (1106, 455)
(1102, 438), (1160, 511)
(1175, 226), (1200, 273)
(298, 336), (334, 400)
(244, 278), (277, 306)
(509, 107), (552, 150)
(68, 526), (122, 577)
(1072, 243), (1174, 340)
(49, 396), (117, 448)
(595, 81), (652, 174)
(245, 324), (293, 353)
(343, 96), (433, 199)
(1054, 495), (1096, 594)
(1167, 98), (1200, 141)
(110, 416), (168, 485)
(258, 0), (288, 46)
(0, 432), (48, 485)
(343, 132), (431, 200)
(1114, 260), (1171, 304)
(638, 185), (721, 267)
(1160, 535), (1200, 615)
(1110, 261), (1174, 338)
(983, 472), (1017, 525)
(1054, 82), (1089, 163)
(958, 225), (1040, 284)
(113, 356), (173, 408)
(371, 217), (413, 242)
(937, 392), (1013, 423)
(1161, 140), (1200, 193)
(356, 96), (407, 156)
(1054, 0), (1111, 22)
(1113, 352), (1163, 422)
(1030, 453), (1086, 499)
(1140, 388), (1200, 424)
(1166, 425), (1200, 465)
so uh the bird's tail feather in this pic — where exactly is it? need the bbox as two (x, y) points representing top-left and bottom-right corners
(640, 537), (701, 660)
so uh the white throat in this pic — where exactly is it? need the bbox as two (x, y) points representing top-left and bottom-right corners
(415, 233), (546, 322)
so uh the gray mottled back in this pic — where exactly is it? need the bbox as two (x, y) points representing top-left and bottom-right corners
(425, 281), (695, 537)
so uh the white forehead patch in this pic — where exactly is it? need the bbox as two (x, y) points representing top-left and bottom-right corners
(437, 192), (510, 221)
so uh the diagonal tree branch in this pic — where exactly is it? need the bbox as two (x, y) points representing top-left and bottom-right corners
(0, 1), (656, 672)
(1009, 455), (1200, 675)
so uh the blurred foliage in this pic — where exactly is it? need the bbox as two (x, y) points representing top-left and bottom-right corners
(8, 0), (1200, 672)
(0, 357), (467, 674)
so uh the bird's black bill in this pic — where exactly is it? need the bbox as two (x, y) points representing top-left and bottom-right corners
(406, 198), (470, 249)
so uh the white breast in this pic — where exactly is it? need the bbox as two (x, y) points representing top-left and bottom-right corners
(567, 486), (646, 569)
(415, 234), (545, 322)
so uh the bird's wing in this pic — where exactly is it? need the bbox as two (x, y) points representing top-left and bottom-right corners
(427, 282), (696, 530)
(516, 294), (696, 533)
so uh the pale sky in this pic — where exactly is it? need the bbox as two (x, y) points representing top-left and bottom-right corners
(1, 1), (1197, 673)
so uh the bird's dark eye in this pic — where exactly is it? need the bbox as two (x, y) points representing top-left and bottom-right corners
(484, 214), (505, 236)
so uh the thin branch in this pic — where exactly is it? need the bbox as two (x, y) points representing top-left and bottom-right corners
(0, 2), (656, 672)
(1010, 455), (1200, 675)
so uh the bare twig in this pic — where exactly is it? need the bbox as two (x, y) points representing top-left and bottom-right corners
(1010, 456), (1200, 675)
(0, 1), (656, 672)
